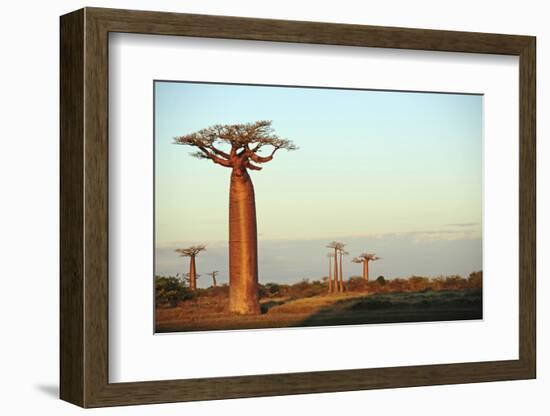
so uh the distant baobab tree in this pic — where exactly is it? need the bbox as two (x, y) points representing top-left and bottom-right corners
(207, 271), (220, 287)
(338, 248), (349, 292)
(326, 252), (335, 293)
(352, 253), (381, 282)
(184, 272), (201, 287)
(174, 120), (297, 314)
(326, 241), (345, 293)
(175, 245), (207, 290)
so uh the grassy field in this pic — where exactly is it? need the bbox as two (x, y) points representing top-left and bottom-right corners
(155, 287), (482, 333)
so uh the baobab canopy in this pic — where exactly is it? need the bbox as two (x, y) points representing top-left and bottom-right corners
(175, 245), (206, 291)
(173, 120), (297, 171)
(175, 245), (207, 257)
(173, 120), (297, 315)
(352, 253), (381, 282)
(352, 253), (381, 263)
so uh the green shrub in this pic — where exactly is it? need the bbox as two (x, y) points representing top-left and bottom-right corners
(155, 276), (193, 307)
(375, 276), (386, 286)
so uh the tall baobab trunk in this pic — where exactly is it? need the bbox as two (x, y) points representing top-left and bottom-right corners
(339, 250), (344, 292)
(333, 247), (339, 294)
(212, 274), (217, 287)
(229, 168), (260, 314)
(329, 256), (333, 293)
(189, 256), (197, 290)
(364, 260), (369, 281)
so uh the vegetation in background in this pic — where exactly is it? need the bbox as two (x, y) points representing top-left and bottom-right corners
(155, 271), (482, 310)
(155, 276), (194, 307)
(156, 272), (483, 332)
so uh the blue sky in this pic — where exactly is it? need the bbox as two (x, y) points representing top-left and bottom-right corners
(154, 81), (482, 286)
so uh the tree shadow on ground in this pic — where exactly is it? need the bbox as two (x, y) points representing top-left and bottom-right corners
(297, 289), (483, 327)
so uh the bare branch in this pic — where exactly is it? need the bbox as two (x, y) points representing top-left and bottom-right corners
(196, 146), (233, 167)
(174, 121), (297, 170)
(247, 146), (282, 163)
(244, 160), (263, 171)
(251, 137), (298, 153)
(207, 145), (230, 159)
(174, 131), (232, 166)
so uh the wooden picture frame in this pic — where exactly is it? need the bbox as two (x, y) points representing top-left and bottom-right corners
(60, 7), (536, 408)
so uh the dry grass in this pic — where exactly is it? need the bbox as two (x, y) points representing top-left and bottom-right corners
(155, 287), (482, 332)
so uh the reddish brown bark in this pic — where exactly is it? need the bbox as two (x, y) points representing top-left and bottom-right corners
(339, 251), (344, 292)
(228, 168), (260, 314)
(364, 260), (369, 281)
(189, 256), (197, 290)
(333, 247), (339, 293)
(328, 255), (333, 293)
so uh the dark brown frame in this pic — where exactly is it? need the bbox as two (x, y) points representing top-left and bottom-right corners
(60, 7), (536, 408)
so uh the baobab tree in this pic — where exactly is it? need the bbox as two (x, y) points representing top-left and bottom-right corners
(207, 271), (220, 287)
(175, 245), (206, 290)
(338, 248), (349, 292)
(174, 121), (297, 314)
(326, 253), (335, 293)
(352, 253), (381, 282)
(326, 241), (345, 293)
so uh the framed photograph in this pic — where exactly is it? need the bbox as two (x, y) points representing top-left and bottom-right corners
(60, 7), (536, 408)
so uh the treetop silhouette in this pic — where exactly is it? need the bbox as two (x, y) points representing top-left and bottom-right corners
(175, 245), (206, 290)
(352, 253), (381, 262)
(352, 253), (381, 281)
(326, 242), (346, 293)
(175, 244), (207, 257)
(174, 120), (297, 171)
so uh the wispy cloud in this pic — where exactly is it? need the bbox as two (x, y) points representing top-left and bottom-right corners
(445, 222), (479, 228)
(407, 229), (481, 243)
(155, 231), (482, 285)
(156, 240), (227, 249)
(157, 226), (481, 248)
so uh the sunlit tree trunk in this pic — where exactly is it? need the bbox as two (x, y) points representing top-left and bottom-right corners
(189, 256), (197, 290)
(229, 168), (260, 314)
(364, 260), (369, 282)
(328, 256), (333, 293)
(339, 251), (344, 292)
(333, 248), (339, 294)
